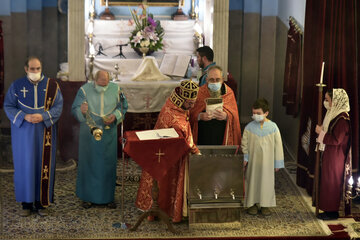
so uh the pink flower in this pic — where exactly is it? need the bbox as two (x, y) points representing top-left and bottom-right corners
(128, 19), (134, 26)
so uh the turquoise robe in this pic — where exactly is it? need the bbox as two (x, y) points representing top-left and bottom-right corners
(72, 82), (128, 204)
(198, 62), (216, 86)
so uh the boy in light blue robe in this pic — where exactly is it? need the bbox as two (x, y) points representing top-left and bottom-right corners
(241, 98), (284, 216)
(72, 70), (128, 208)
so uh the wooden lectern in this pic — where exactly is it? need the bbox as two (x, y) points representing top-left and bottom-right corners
(123, 130), (190, 233)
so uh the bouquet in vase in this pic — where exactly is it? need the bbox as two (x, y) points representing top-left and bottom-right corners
(128, 3), (164, 55)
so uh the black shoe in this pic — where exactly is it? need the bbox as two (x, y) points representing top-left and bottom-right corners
(107, 202), (117, 209)
(82, 201), (92, 209)
(38, 208), (49, 217)
(317, 211), (339, 220)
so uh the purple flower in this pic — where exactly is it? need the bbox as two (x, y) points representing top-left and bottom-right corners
(144, 26), (155, 33)
(148, 17), (157, 27)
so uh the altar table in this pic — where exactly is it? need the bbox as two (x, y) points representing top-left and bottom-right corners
(123, 130), (190, 181)
(123, 130), (191, 233)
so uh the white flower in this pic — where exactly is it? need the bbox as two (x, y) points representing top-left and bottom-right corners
(140, 39), (150, 47)
(141, 39), (150, 47)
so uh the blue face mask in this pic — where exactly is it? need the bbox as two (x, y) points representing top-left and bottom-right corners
(208, 82), (222, 92)
(95, 85), (108, 93)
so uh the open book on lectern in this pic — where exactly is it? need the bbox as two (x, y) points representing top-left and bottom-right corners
(135, 128), (179, 141)
(159, 54), (191, 77)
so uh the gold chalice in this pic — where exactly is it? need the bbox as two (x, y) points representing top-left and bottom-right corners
(139, 47), (149, 58)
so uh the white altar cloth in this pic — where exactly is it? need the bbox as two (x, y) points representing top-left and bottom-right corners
(114, 75), (185, 113)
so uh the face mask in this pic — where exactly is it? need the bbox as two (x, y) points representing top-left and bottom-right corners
(323, 100), (330, 110)
(95, 85), (108, 93)
(27, 72), (41, 82)
(208, 82), (221, 92)
(252, 114), (265, 122)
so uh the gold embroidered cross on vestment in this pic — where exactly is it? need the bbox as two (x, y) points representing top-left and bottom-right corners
(155, 149), (165, 163)
(43, 165), (49, 180)
(45, 132), (51, 146)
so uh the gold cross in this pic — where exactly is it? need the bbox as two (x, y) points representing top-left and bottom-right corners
(20, 87), (28, 98)
(45, 132), (51, 146)
(46, 97), (52, 109)
(155, 149), (165, 163)
(43, 165), (49, 180)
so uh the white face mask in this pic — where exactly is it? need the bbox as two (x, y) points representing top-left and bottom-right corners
(323, 100), (330, 110)
(208, 82), (222, 92)
(27, 72), (41, 82)
(95, 84), (108, 93)
(252, 114), (265, 122)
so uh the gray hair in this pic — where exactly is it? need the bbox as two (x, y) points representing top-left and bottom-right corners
(207, 65), (224, 77)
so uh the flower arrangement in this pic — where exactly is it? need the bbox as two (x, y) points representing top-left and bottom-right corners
(128, 3), (164, 54)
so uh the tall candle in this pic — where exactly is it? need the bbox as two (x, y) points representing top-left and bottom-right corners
(349, 176), (354, 186)
(320, 61), (325, 84)
(106, 0), (109, 8)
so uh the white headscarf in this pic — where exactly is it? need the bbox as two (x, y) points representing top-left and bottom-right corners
(319, 88), (350, 151)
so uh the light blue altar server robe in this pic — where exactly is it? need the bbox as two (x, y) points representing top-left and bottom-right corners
(4, 76), (63, 203)
(241, 120), (284, 208)
(72, 82), (128, 204)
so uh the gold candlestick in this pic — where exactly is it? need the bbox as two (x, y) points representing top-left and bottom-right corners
(190, 0), (196, 19)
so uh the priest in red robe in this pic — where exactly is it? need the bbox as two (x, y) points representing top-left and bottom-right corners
(315, 88), (352, 220)
(190, 65), (241, 146)
(135, 79), (200, 223)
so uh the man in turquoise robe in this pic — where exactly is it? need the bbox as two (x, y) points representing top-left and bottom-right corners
(4, 56), (63, 217)
(72, 70), (128, 208)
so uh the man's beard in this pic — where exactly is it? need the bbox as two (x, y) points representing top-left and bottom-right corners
(181, 105), (191, 111)
(198, 59), (204, 69)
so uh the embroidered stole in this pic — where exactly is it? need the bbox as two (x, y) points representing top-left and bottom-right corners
(40, 78), (58, 207)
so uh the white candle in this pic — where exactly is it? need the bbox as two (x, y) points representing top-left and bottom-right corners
(106, 0), (109, 8)
(90, 0), (95, 13)
(357, 177), (360, 187)
(87, 22), (94, 34)
(89, 44), (96, 56)
(320, 61), (325, 84)
(349, 176), (354, 186)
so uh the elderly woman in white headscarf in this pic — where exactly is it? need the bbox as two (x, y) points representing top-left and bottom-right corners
(315, 88), (352, 220)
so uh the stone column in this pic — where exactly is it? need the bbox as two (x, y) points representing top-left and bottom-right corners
(213, 0), (229, 74)
(68, 0), (85, 82)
